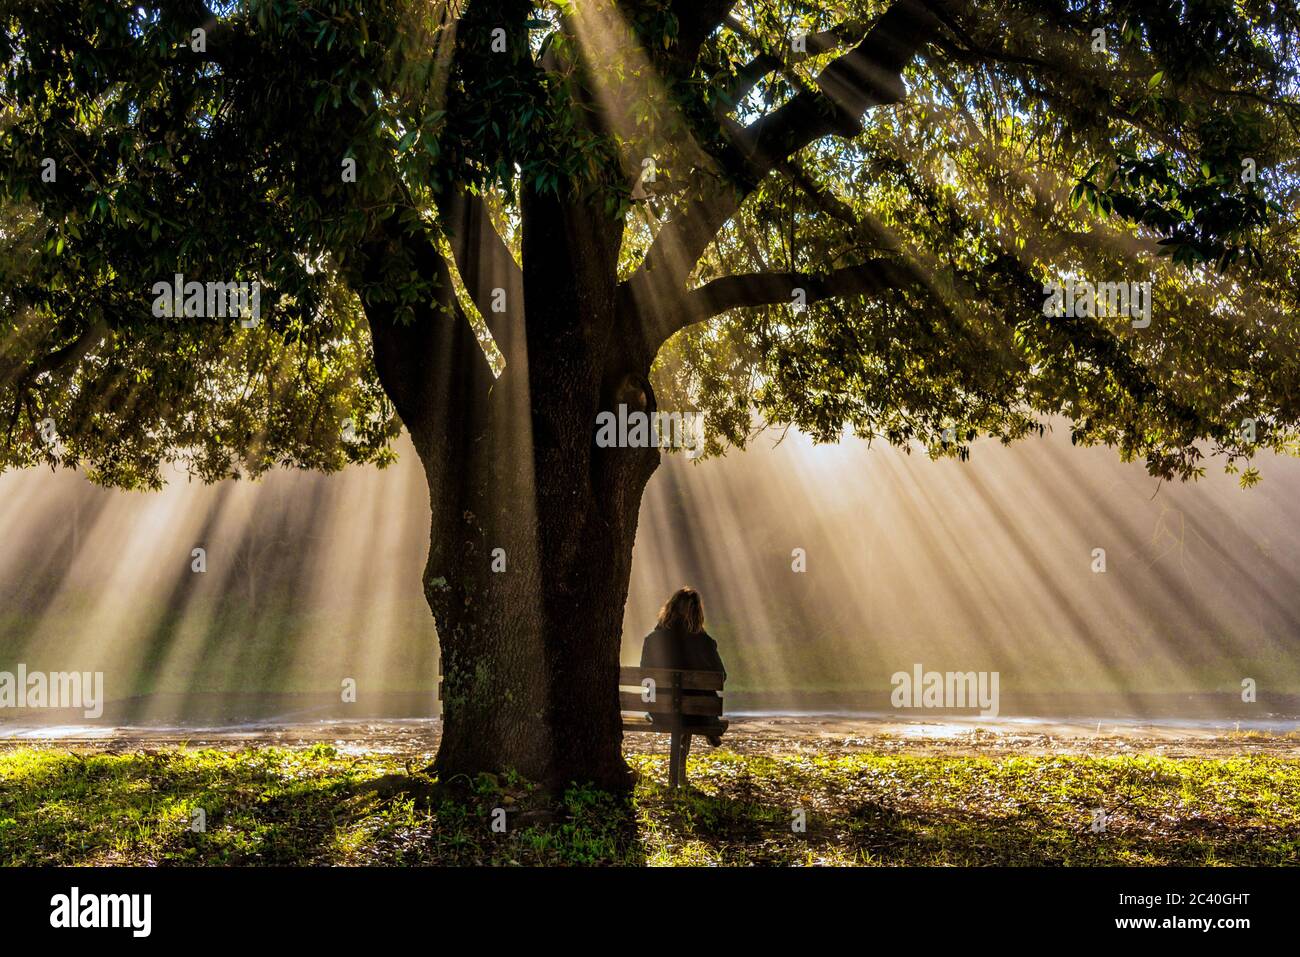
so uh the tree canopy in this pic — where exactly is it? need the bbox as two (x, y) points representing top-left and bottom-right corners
(2, 0), (1299, 480)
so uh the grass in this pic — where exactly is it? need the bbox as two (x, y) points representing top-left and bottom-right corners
(1, 745), (1297, 866)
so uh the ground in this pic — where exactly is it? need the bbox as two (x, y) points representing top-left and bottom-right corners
(2, 718), (1297, 866)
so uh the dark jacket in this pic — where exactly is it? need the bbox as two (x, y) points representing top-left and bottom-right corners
(639, 628), (726, 727)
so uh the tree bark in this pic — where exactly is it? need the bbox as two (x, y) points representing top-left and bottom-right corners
(356, 192), (660, 794)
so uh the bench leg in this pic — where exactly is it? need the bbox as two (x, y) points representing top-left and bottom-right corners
(668, 731), (681, 789)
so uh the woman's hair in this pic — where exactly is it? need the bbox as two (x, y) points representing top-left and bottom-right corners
(656, 587), (705, 635)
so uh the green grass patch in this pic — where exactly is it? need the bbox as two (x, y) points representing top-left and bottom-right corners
(1, 746), (1296, 865)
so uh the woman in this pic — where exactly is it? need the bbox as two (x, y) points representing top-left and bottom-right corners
(640, 587), (727, 773)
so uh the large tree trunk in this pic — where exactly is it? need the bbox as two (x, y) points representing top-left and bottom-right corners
(428, 426), (653, 793)
(358, 192), (660, 793)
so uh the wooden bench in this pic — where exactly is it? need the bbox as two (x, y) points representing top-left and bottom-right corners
(620, 665), (728, 789)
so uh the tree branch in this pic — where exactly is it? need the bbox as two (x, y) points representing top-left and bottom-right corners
(671, 0), (739, 66)
(0, 320), (112, 394)
(625, 0), (954, 354)
(353, 213), (494, 461)
(716, 21), (868, 109)
(438, 189), (525, 362)
(676, 258), (926, 332)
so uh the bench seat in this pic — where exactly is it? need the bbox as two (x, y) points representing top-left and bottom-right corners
(619, 665), (727, 788)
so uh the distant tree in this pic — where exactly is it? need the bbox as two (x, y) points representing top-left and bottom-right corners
(2, 0), (1298, 790)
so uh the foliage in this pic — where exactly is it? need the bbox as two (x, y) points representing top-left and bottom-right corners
(0, 1), (1298, 488)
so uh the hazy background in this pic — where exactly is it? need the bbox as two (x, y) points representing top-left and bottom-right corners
(2, 421), (1298, 721)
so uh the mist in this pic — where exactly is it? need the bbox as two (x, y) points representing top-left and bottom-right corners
(2, 422), (1297, 723)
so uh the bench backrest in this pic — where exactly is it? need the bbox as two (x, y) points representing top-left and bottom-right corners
(619, 665), (725, 719)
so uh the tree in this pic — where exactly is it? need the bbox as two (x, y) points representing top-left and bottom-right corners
(2, 0), (1299, 791)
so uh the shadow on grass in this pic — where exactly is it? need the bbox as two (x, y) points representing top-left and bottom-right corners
(629, 753), (1300, 866)
(0, 748), (647, 866)
(4, 748), (1296, 866)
